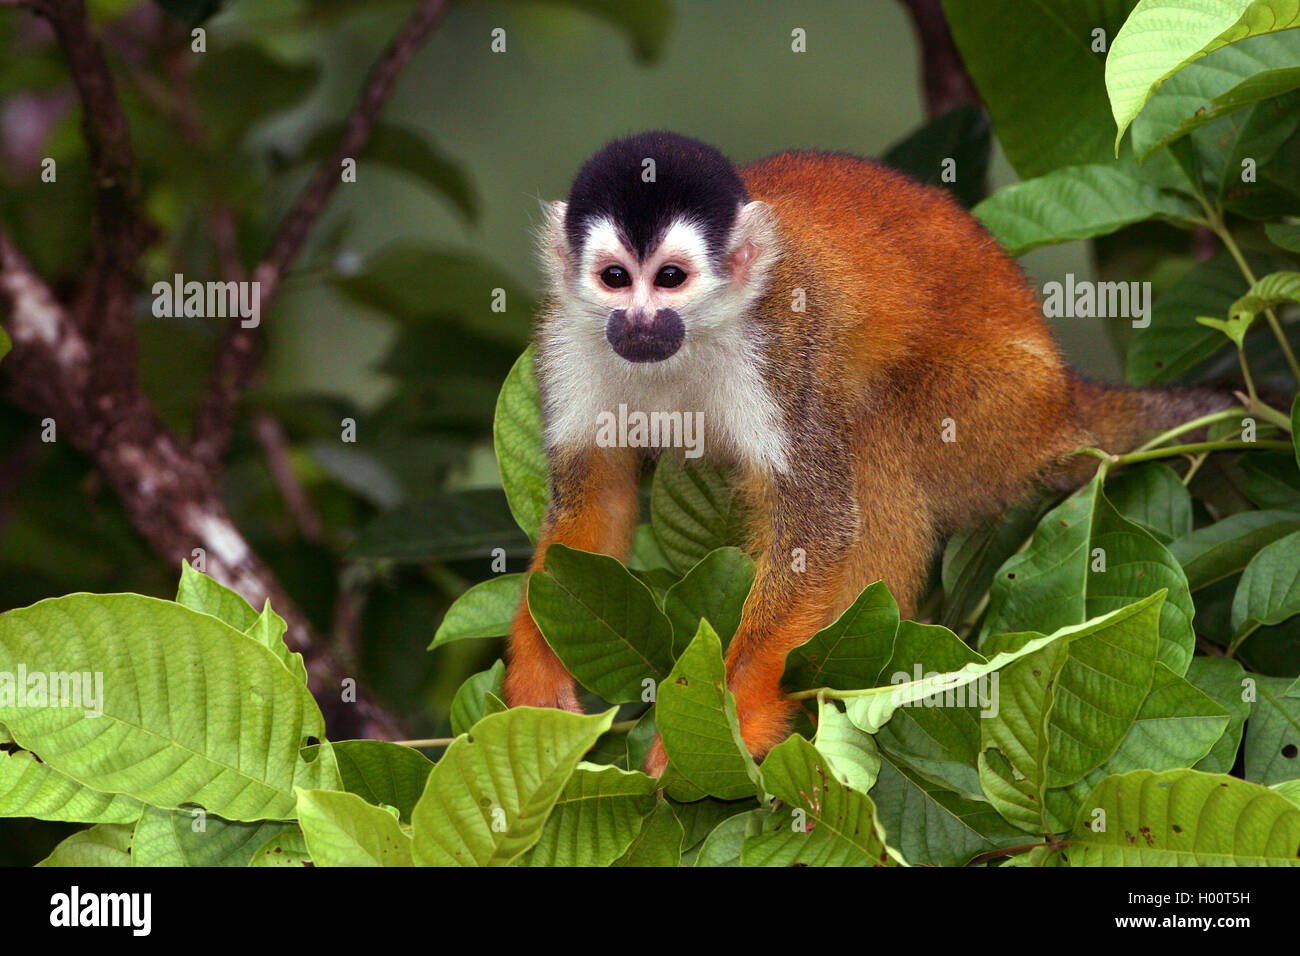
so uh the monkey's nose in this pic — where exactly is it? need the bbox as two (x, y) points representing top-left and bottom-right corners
(606, 308), (684, 363)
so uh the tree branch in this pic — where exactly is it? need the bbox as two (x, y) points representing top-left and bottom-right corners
(30, 0), (155, 404)
(0, 229), (402, 739)
(1, 0), (454, 741)
(191, 0), (451, 469)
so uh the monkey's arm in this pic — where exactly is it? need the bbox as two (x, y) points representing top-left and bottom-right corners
(503, 445), (642, 711)
(721, 455), (866, 757)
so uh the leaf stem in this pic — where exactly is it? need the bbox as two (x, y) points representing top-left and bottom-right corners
(1114, 439), (1290, 467)
(1199, 197), (1300, 381)
(1181, 452), (1209, 486)
(1134, 408), (1245, 452)
(1234, 390), (1295, 433)
(1225, 623), (1260, 659)
(393, 737), (455, 748)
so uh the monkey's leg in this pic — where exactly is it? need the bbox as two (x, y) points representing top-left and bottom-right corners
(723, 465), (934, 765)
(643, 460), (867, 779)
(503, 446), (642, 712)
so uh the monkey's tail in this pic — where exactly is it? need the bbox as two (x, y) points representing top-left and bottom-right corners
(1048, 372), (1240, 489)
(1069, 372), (1240, 454)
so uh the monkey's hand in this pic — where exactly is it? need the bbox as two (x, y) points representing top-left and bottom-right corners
(502, 602), (582, 713)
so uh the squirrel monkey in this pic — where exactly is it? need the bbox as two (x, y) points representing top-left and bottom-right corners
(503, 130), (1230, 774)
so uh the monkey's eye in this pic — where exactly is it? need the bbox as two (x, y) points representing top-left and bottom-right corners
(655, 265), (687, 288)
(600, 265), (631, 289)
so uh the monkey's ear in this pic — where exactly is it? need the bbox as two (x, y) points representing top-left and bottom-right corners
(538, 200), (571, 277)
(727, 200), (777, 286)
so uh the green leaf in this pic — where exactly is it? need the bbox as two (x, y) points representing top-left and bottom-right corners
(516, 765), (658, 866)
(330, 740), (435, 823)
(1204, 89), (1300, 214)
(1126, 252), (1261, 385)
(295, 789), (412, 867)
(430, 574), (526, 650)
(650, 457), (740, 574)
(0, 594), (339, 821)
(973, 159), (1195, 257)
(1273, 779), (1300, 806)
(880, 104), (992, 207)
(742, 736), (902, 867)
(243, 601), (306, 686)
(1170, 510), (1300, 590)
(874, 620), (987, 798)
(1231, 529), (1300, 641)
(1106, 0), (1300, 150)
(783, 581), (899, 693)
(978, 593), (1163, 833)
(1132, 31), (1300, 160)
(38, 823), (135, 867)
(614, 800), (684, 866)
(410, 707), (613, 866)
(175, 559), (259, 630)
(843, 628), (1066, 737)
(1185, 656), (1253, 772)
(1230, 270), (1300, 326)
(981, 473), (1196, 674)
(670, 796), (756, 855)
(528, 544), (675, 703)
(303, 123), (475, 222)
(248, 826), (310, 867)
(1071, 768), (1300, 865)
(1242, 451), (1300, 511)
(662, 547), (754, 656)
(1266, 220), (1300, 251)
(656, 621), (762, 802)
(450, 660), (506, 737)
(0, 325), (9, 365)
(625, 707), (658, 773)
(694, 809), (765, 867)
(940, 504), (1044, 631)
(0, 749), (144, 823)
(943, 0), (1139, 178)
(814, 700), (881, 794)
(132, 807), (290, 867)
(1245, 675), (1300, 784)
(351, 489), (530, 562)
(1043, 661), (1230, 826)
(1106, 463), (1193, 543)
(1001, 844), (1067, 867)
(1294, 393), (1300, 469)
(494, 347), (548, 541)
(869, 757), (1026, 867)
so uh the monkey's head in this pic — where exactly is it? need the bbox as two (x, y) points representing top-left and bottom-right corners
(541, 131), (779, 366)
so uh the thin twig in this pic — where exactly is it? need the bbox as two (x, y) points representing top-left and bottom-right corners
(252, 412), (325, 543)
(191, 0), (452, 468)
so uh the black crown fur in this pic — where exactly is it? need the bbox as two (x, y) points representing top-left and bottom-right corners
(564, 131), (748, 264)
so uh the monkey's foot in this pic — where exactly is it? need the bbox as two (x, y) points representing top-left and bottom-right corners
(501, 669), (582, 714)
(733, 691), (800, 760)
(643, 734), (668, 778)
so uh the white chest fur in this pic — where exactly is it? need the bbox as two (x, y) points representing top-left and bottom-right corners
(537, 316), (790, 475)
